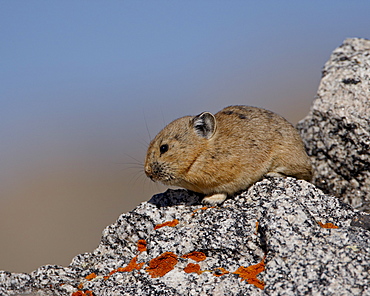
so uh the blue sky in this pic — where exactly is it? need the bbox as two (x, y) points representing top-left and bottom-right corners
(2, 2), (369, 130)
(2, 1), (370, 163)
(1, 1), (370, 272)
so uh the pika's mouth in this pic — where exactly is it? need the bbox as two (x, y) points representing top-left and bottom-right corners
(145, 162), (175, 184)
(144, 166), (156, 181)
(145, 171), (157, 182)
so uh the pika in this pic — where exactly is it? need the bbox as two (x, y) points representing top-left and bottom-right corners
(145, 105), (312, 204)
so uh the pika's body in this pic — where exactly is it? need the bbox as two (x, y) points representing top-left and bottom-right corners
(145, 105), (312, 204)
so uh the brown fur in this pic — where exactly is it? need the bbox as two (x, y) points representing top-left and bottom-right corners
(145, 105), (312, 203)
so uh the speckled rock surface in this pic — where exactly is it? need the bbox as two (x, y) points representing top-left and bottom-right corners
(2, 38), (370, 296)
(1, 178), (370, 296)
(297, 38), (370, 212)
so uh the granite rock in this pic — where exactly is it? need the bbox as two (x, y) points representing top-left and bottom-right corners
(1, 178), (370, 296)
(297, 37), (370, 212)
(2, 38), (370, 296)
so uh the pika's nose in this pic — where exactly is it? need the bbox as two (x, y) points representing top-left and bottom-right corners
(144, 165), (153, 179)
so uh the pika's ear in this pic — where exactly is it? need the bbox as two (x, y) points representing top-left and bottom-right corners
(192, 112), (216, 139)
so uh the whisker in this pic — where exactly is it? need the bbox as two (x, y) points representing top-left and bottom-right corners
(122, 153), (144, 165)
(137, 139), (149, 149)
(143, 110), (152, 142)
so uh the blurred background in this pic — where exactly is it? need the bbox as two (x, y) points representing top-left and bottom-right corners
(1, 1), (370, 273)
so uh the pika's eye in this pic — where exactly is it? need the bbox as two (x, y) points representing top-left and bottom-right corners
(160, 144), (169, 154)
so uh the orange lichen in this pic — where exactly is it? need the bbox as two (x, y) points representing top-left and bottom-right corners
(184, 263), (202, 274)
(77, 282), (84, 290)
(192, 206), (215, 215)
(213, 267), (229, 277)
(103, 276), (109, 281)
(154, 219), (179, 230)
(145, 252), (178, 278)
(182, 251), (206, 262)
(109, 256), (144, 276)
(255, 221), (259, 235)
(122, 256), (145, 271)
(85, 273), (97, 280)
(233, 258), (265, 290)
(137, 239), (147, 252)
(318, 221), (339, 229)
(193, 206), (210, 213)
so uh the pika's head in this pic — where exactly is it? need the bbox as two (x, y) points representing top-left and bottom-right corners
(144, 112), (216, 189)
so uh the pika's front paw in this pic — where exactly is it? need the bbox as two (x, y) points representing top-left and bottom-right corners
(202, 193), (227, 205)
